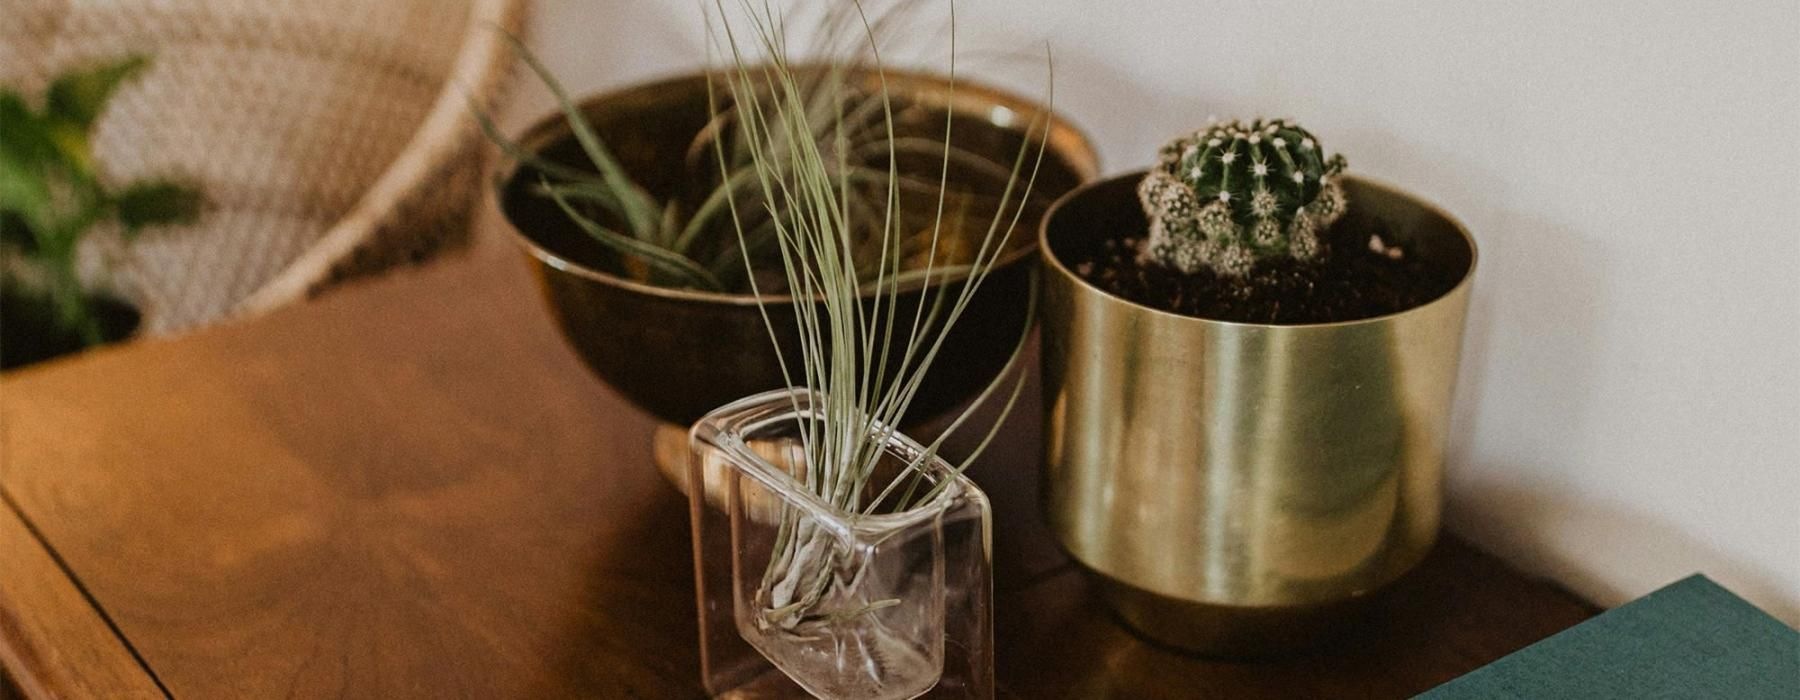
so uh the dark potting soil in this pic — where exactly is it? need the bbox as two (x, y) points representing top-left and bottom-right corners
(1068, 218), (1461, 324)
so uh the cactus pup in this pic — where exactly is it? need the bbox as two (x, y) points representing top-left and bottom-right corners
(1138, 118), (1347, 277)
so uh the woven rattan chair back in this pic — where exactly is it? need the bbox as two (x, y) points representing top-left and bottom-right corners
(3, 0), (525, 334)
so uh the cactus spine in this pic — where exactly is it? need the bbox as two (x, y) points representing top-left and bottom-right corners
(1138, 118), (1347, 277)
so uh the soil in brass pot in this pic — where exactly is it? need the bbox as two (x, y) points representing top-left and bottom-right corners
(1069, 210), (1460, 325)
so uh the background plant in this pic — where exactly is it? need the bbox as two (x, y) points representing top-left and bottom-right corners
(1, 55), (203, 344)
(475, 3), (1032, 294)
(710, 0), (1046, 638)
(1139, 117), (1346, 277)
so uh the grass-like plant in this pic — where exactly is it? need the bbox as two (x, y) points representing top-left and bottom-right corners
(1, 55), (202, 345)
(708, 0), (1048, 633)
(475, 4), (1029, 294)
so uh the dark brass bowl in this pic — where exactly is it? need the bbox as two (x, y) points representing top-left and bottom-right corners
(499, 70), (1099, 425)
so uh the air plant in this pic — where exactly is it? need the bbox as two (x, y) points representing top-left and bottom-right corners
(0, 55), (203, 346)
(1139, 117), (1347, 277)
(475, 3), (1029, 294)
(707, 0), (1047, 641)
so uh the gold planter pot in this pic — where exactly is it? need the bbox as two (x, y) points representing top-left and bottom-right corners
(1039, 173), (1477, 655)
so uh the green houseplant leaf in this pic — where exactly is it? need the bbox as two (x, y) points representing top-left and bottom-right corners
(2, 53), (204, 361)
(46, 55), (149, 129)
(43, 55), (149, 173)
(0, 93), (60, 238)
(115, 179), (204, 235)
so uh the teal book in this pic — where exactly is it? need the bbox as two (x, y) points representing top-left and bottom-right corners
(1421, 574), (1798, 699)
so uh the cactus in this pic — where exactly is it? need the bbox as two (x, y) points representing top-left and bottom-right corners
(1138, 118), (1347, 277)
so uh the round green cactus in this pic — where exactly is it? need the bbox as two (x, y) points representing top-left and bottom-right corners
(1138, 118), (1348, 277)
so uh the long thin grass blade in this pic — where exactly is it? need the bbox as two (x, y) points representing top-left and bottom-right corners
(497, 29), (663, 240)
(542, 176), (722, 290)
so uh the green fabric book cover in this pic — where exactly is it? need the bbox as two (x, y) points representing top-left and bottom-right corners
(1421, 574), (1798, 698)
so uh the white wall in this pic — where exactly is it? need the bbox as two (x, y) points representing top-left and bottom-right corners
(513, 0), (1800, 624)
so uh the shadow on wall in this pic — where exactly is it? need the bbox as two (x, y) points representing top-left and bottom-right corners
(1335, 134), (1788, 621)
(1448, 481), (1799, 626)
(1425, 160), (1612, 478)
(1371, 139), (1790, 621)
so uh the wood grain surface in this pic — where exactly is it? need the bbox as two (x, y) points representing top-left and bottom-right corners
(995, 540), (1598, 699)
(0, 249), (1595, 698)
(0, 500), (163, 699)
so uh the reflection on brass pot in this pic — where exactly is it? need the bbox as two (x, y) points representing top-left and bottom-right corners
(499, 69), (1098, 426)
(1039, 173), (1477, 655)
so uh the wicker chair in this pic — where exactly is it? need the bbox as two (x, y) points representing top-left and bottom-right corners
(2, 0), (525, 335)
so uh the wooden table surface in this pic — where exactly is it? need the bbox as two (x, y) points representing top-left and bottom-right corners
(0, 247), (1596, 699)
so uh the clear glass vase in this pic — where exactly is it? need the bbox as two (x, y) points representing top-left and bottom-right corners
(688, 389), (994, 699)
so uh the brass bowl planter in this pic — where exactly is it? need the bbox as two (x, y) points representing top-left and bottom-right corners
(499, 70), (1098, 430)
(1039, 173), (1477, 655)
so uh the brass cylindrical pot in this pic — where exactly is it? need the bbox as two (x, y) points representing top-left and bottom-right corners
(1039, 173), (1477, 655)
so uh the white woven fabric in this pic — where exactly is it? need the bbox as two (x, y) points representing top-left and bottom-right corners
(4, 0), (515, 334)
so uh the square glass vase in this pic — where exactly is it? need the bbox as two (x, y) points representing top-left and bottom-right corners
(688, 389), (994, 700)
